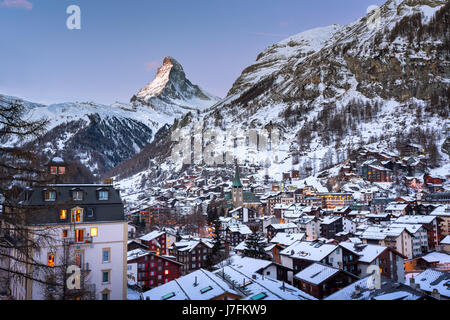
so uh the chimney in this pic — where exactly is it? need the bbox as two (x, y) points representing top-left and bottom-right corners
(431, 289), (440, 300)
(194, 276), (198, 287)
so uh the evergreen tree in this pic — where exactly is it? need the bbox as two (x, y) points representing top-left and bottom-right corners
(242, 226), (271, 261)
(205, 219), (226, 269)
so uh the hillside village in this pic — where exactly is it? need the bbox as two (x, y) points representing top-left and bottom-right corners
(0, 0), (449, 303)
(120, 141), (450, 300)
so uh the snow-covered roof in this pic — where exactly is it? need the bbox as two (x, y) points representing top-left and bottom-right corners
(214, 265), (316, 300)
(430, 205), (450, 217)
(227, 224), (253, 235)
(270, 232), (305, 247)
(139, 230), (165, 241)
(127, 248), (150, 261)
(269, 223), (298, 230)
(142, 269), (241, 300)
(281, 241), (338, 261)
(419, 252), (450, 265)
(339, 242), (387, 264)
(441, 235), (450, 245)
(320, 216), (341, 225)
(395, 215), (436, 224)
(325, 276), (422, 300)
(294, 263), (340, 285)
(385, 203), (408, 211)
(413, 269), (450, 298)
(215, 255), (273, 274)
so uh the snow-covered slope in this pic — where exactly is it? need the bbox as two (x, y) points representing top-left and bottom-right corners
(112, 0), (450, 202)
(0, 56), (221, 175)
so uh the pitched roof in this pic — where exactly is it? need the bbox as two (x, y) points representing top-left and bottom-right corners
(414, 269), (450, 298)
(294, 263), (341, 285)
(142, 269), (241, 300)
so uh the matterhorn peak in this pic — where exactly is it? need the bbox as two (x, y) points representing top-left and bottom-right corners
(132, 56), (220, 114)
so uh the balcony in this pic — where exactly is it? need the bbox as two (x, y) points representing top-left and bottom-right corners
(63, 236), (94, 246)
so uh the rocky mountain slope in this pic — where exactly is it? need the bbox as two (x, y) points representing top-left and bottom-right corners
(111, 0), (450, 201)
(0, 57), (220, 176)
(131, 56), (220, 116)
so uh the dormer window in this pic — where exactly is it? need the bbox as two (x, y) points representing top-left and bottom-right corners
(71, 207), (83, 223)
(45, 190), (57, 202)
(73, 190), (83, 201)
(99, 191), (109, 201)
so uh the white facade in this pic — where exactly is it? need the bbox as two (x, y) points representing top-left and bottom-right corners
(11, 221), (127, 300)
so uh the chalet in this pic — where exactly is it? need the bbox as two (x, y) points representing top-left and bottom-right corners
(424, 174), (445, 193)
(295, 216), (320, 241)
(430, 205), (450, 238)
(359, 160), (393, 182)
(294, 262), (359, 299)
(384, 202), (409, 218)
(226, 224), (253, 247)
(320, 216), (343, 240)
(127, 249), (183, 290)
(339, 242), (406, 282)
(168, 239), (213, 275)
(266, 223), (299, 240)
(139, 230), (167, 255)
(280, 241), (342, 283)
(395, 215), (441, 251)
(360, 225), (414, 259)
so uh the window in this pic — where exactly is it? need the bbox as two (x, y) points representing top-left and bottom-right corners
(102, 292), (109, 300)
(50, 167), (58, 175)
(71, 208), (83, 223)
(62, 229), (68, 238)
(251, 293), (268, 301)
(87, 208), (94, 217)
(162, 292), (175, 300)
(73, 191), (83, 201)
(164, 270), (169, 275)
(48, 253), (55, 267)
(102, 271), (110, 284)
(45, 191), (56, 202)
(75, 251), (84, 268)
(91, 227), (98, 237)
(75, 229), (84, 243)
(60, 209), (67, 220)
(103, 248), (110, 263)
(200, 286), (213, 294)
(58, 167), (66, 175)
(99, 191), (109, 201)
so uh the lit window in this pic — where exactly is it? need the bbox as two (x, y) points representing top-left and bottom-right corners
(91, 227), (98, 237)
(75, 229), (84, 243)
(48, 253), (55, 267)
(62, 230), (68, 238)
(58, 167), (66, 175)
(50, 167), (58, 175)
(164, 270), (169, 275)
(71, 208), (83, 223)
(60, 209), (67, 220)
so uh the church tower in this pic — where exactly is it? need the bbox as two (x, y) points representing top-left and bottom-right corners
(232, 165), (243, 208)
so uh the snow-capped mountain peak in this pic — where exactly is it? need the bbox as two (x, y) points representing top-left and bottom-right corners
(132, 56), (220, 114)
